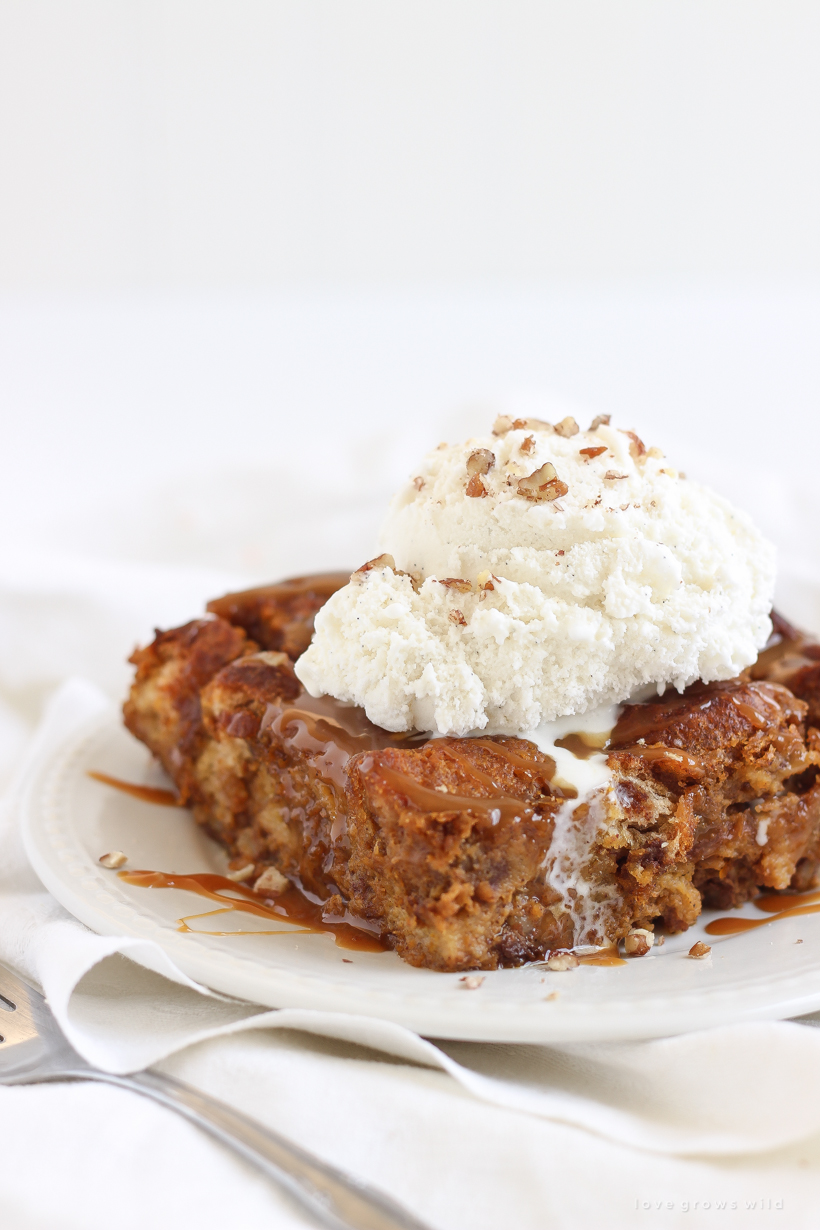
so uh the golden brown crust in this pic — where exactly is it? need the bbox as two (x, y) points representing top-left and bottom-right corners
(123, 618), (256, 802)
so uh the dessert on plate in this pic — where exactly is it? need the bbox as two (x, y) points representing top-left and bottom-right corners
(124, 416), (820, 971)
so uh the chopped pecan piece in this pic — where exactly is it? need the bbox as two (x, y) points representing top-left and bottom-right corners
(517, 462), (569, 503)
(226, 863), (256, 882)
(579, 446), (607, 461)
(546, 951), (579, 971)
(413, 476), (425, 491)
(520, 435), (535, 454)
(355, 553), (396, 574)
(466, 448), (495, 477)
(449, 609), (467, 626)
(438, 578), (473, 592)
(516, 416), (550, 431)
(99, 851), (127, 869)
(590, 414), (611, 430)
(688, 941), (711, 959)
(495, 414), (551, 433)
(625, 430), (646, 459)
(354, 555), (422, 590)
(604, 471), (628, 482)
(624, 928), (654, 957)
(466, 449), (494, 498)
(553, 416), (579, 438)
(254, 866), (289, 895)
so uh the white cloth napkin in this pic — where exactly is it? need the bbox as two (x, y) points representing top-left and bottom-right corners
(2, 550), (820, 1229)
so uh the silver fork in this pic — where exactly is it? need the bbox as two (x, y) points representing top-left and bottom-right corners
(0, 961), (433, 1230)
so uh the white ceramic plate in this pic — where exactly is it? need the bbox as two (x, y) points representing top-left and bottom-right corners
(22, 709), (820, 1042)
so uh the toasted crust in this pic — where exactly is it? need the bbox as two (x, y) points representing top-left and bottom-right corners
(123, 617), (256, 803)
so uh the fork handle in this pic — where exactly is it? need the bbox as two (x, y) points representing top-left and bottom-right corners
(81, 1068), (433, 1230)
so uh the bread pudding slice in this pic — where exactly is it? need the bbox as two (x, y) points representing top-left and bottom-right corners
(123, 580), (820, 971)
(609, 679), (820, 912)
(127, 627), (572, 969)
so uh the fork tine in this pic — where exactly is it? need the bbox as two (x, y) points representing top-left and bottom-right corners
(0, 961), (71, 1062)
(0, 961), (40, 1002)
(0, 965), (40, 1055)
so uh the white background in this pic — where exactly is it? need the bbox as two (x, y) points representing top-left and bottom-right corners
(2, 1), (819, 286)
(1, 1), (820, 730)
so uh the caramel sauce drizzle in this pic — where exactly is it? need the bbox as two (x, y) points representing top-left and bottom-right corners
(363, 761), (538, 824)
(755, 889), (820, 913)
(731, 698), (769, 729)
(88, 771), (181, 807)
(463, 736), (575, 797)
(553, 732), (608, 761)
(437, 744), (505, 792)
(576, 945), (626, 967)
(609, 679), (779, 749)
(706, 889), (820, 936)
(262, 699), (562, 819)
(472, 736), (580, 799)
(261, 694), (427, 789)
(120, 869), (628, 967)
(119, 870), (386, 952)
(470, 738), (557, 781)
(613, 744), (705, 775)
(606, 679), (788, 777)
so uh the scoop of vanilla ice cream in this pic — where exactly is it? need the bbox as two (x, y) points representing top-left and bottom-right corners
(294, 416), (776, 735)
